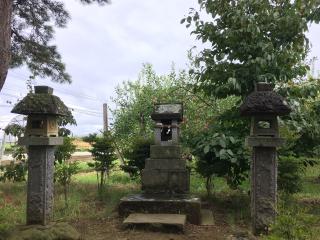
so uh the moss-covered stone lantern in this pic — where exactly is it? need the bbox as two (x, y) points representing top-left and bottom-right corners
(12, 85), (70, 138)
(11, 85), (70, 225)
(240, 82), (291, 235)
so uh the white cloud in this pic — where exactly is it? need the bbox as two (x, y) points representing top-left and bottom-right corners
(1, 0), (319, 136)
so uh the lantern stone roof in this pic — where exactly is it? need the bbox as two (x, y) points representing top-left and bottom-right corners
(240, 83), (291, 116)
(11, 86), (70, 116)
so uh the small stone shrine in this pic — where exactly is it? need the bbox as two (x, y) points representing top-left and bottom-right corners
(240, 83), (291, 235)
(119, 103), (201, 224)
(142, 103), (189, 193)
(11, 86), (70, 225)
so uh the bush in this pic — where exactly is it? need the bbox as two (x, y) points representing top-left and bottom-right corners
(88, 132), (117, 192)
(190, 130), (250, 196)
(278, 156), (317, 194)
(55, 162), (80, 207)
(265, 197), (320, 240)
(0, 146), (27, 182)
(122, 137), (153, 179)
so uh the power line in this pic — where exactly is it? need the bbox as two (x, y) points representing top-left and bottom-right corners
(9, 72), (105, 103)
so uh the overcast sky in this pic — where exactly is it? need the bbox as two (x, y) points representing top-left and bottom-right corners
(1, 0), (320, 136)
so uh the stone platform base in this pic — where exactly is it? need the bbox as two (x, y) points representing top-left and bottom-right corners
(118, 193), (201, 225)
(5, 222), (80, 240)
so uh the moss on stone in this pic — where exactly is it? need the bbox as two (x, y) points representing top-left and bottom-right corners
(11, 93), (70, 116)
(240, 91), (291, 116)
(7, 222), (80, 240)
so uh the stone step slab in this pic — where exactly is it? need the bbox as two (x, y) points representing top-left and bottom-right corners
(123, 213), (186, 231)
(200, 209), (215, 225)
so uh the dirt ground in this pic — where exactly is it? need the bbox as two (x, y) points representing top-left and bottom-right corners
(71, 205), (256, 240)
(72, 217), (233, 240)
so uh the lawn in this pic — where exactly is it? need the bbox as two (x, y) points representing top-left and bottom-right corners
(1, 161), (320, 239)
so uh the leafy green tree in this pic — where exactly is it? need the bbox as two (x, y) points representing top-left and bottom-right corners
(54, 113), (77, 206)
(54, 136), (77, 207)
(54, 137), (76, 164)
(88, 132), (117, 192)
(182, 0), (320, 98)
(82, 133), (98, 145)
(0, 0), (110, 91)
(55, 161), (79, 207)
(122, 137), (153, 179)
(111, 63), (218, 153)
(0, 123), (27, 182)
(112, 64), (251, 190)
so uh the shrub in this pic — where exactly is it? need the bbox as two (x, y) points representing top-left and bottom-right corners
(190, 131), (250, 196)
(278, 156), (317, 194)
(122, 137), (153, 179)
(88, 132), (117, 192)
(55, 162), (80, 207)
(0, 146), (27, 182)
(265, 197), (320, 240)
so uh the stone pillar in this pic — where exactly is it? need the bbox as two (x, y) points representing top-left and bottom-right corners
(247, 138), (283, 234)
(27, 145), (55, 225)
(171, 120), (179, 144)
(19, 137), (63, 225)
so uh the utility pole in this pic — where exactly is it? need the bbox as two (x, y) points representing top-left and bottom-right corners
(103, 103), (108, 132)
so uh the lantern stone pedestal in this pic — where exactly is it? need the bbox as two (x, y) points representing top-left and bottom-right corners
(118, 103), (201, 225)
(240, 83), (291, 235)
(20, 137), (63, 225)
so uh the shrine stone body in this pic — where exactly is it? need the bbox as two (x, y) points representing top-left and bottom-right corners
(11, 86), (70, 225)
(240, 83), (291, 235)
(142, 103), (189, 193)
(119, 103), (201, 224)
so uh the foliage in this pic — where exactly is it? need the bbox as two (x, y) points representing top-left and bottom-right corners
(0, 146), (27, 182)
(122, 137), (153, 179)
(82, 133), (98, 144)
(54, 161), (80, 207)
(54, 137), (76, 164)
(277, 156), (317, 194)
(112, 64), (251, 193)
(182, 0), (320, 98)
(190, 129), (249, 196)
(54, 136), (77, 206)
(4, 124), (25, 137)
(10, 0), (109, 84)
(265, 197), (320, 240)
(276, 76), (320, 158)
(88, 132), (117, 192)
(111, 63), (218, 153)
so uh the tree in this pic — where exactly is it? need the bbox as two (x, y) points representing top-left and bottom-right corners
(182, 0), (320, 98)
(54, 115), (78, 207)
(111, 64), (251, 191)
(0, 0), (110, 92)
(0, 0), (12, 91)
(88, 132), (117, 192)
(122, 137), (153, 179)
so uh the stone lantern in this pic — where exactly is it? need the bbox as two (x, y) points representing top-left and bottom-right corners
(11, 86), (70, 225)
(240, 83), (291, 235)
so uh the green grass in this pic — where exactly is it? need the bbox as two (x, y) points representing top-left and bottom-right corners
(1, 159), (320, 238)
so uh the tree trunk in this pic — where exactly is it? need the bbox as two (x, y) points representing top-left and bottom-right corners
(0, 0), (12, 92)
